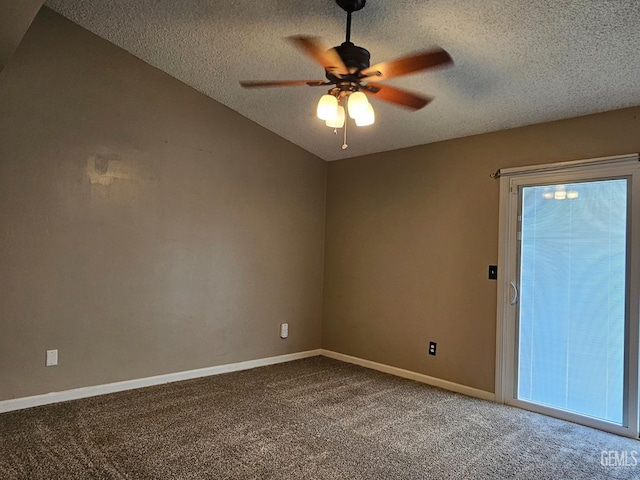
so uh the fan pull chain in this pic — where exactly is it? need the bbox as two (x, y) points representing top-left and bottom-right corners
(342, 116), (348, 149)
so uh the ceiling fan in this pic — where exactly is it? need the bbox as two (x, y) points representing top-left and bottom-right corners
(240, 0), (453, 148)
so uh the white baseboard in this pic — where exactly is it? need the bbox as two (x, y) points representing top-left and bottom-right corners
(320, 349), (496, 402)
(0, 349), (322, 413)
(0, 348), (494, 413)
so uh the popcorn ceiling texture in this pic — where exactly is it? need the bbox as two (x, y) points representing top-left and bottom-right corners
(45, 0), (640, 161)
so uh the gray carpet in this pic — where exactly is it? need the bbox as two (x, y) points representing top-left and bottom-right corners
(1, 356), (639, 479)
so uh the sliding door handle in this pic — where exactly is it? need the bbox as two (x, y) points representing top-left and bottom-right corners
(509, 281), (519, 306)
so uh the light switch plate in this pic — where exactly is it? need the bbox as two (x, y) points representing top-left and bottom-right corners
(488, 265), (498, 280)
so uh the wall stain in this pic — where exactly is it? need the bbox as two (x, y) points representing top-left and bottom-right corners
(86, 147), (159, 186)
(164, 140), (215, 155)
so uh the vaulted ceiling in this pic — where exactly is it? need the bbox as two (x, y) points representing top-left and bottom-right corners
(44, 0), (640, 161)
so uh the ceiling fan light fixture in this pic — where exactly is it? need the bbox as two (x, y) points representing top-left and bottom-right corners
(355, 103), (375, 126)
(347, 91), (369, 119)
(326, 105), (346, 128)
(239, 0), (453, 150)
(317, 94), (339, 121)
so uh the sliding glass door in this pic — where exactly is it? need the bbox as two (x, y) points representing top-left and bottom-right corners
(497, 155), (640, 438)
(518, 179), (627, 424)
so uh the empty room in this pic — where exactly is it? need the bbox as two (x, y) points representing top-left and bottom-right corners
(2, 1), (640, 478)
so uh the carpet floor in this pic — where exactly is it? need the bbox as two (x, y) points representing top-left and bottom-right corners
(1, 356), (639, 479)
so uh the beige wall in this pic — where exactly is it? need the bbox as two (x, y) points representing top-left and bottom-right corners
(4, 7), (640, 404)
(0, 0), (44, 73)
(0, 8), (326, 401)
(322, 106), (640, 393)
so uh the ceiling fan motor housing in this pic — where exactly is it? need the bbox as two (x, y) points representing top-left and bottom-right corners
(326, 42), (370, 83)
(336, 0), (366, 12)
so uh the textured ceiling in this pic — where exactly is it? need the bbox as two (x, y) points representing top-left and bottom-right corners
(45, 0), (640, 161)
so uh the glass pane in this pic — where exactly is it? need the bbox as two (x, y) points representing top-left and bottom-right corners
(517, 179), (627, 424)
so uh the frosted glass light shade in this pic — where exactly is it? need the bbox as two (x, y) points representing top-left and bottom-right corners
(348, 91), (369, 119)
(317, 95), (338, 121)
(355, 103), (375, 126)
(326, 106), (345, 128)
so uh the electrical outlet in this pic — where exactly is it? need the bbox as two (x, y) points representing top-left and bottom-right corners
(428, 342), (437, 356)
(280, 323), (289, 339)
(46, 349), (58, 367)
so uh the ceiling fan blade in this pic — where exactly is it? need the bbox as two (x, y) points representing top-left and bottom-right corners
(360, 48), (452, 80)
(287, 35), (348, 76)
(240, 80), (329, 88)
(363, 82), (433, 110)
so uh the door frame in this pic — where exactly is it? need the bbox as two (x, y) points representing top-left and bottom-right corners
(495, 153), (640, 438)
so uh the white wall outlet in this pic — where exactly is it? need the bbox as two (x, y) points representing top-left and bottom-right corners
(46, 349), (58, 367)
(280, 323), (289, 339)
